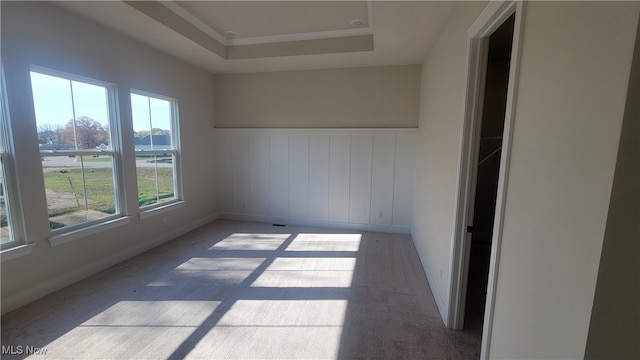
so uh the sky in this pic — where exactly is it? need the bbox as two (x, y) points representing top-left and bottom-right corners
(130, 93), (171, 134)
(30, 71), (172, 135)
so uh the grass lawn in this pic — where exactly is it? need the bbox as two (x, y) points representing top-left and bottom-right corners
(136, 166), (175, 206)
(44, 167), (174, 216)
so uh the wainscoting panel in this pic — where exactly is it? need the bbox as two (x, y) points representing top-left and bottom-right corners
(215, 129), (416, 233)
(329, 134), (351, 223)
(370, 134), (396, 226)
(349, 134), (373, 224)
(270, 134), (290, 218)
(231, 132), (251, 213)
(308, 134), (331, 221)
(289, 134), (310, 220)
(249, 133), (270, 216)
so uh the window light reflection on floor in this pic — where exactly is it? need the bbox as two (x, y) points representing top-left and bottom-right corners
(33, 231), (364, 359)
(45, 301), (222, 359)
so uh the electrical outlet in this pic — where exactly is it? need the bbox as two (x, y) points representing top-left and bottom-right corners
(377, 211), (383, 219)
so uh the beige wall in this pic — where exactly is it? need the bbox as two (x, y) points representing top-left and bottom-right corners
(213, 65), (420, 128)
(412, 0), (488, 319)
(585, 11), (640, 360)
(1, 1), (216, 312)
(413, 1), (639, 358)
(489, 2), (639, 358)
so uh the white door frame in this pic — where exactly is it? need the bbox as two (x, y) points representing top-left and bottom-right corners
(447, 1), (526, 359)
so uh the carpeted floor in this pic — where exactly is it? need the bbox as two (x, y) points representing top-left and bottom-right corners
(1, 220), (481, 359)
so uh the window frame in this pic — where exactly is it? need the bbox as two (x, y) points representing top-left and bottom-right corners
(130, 89), (183, 215)
(30, 65), (128, 237)
(0, 62), (26, 251)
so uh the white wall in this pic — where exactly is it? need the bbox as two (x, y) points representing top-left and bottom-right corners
(412, 0), (488, 320)
(212, 66), (421, 128)
(489, 2), (640, 358)
(414, 1), (640, 358)
(215, 129), (415, 233)
(1, 2), (217, 312)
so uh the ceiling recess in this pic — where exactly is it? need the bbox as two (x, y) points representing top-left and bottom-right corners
(122, 0), (374, 60)
(53, 0), (455, 74)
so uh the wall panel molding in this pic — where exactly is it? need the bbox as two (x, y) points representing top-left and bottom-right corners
(214, 128), (416, 233)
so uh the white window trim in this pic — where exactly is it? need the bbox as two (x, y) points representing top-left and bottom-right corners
(30, 66), (128, 240)
(49, 216), (131, 247)
(1, 60), (26, 250)
(0, 151), (25, 251)
(0, 152), (16, 248)
(131, 89), (183, 215)
(139, 200), (185, 220)
(1, 243), (35, 263)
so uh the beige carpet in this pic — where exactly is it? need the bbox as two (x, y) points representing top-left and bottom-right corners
(1, 220), (481, 359)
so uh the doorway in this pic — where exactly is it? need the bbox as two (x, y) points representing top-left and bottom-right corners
(448, 1), (526, 358)
(463, 14), (515, 332)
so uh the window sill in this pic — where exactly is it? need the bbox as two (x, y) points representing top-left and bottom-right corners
(49, 216), (131, 247)
(139, 200), (185, 220)
(1, 243), (35, 263)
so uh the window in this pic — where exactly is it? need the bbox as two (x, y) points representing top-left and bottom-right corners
(130, 91), (181, 210)
(0, 146), (11, 245)
(1, 66), (16, 247)
(30, 68), (122, 231)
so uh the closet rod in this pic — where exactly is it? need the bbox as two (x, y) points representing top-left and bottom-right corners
(478, 146), (502, 166)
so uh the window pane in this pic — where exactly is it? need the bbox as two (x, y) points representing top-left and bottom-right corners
(30, 73), (74, 146)
(131, 94), (173, 151)
(31, 69), (119, 230)
(1, 67), (14, 245)
(31, 72), (111, 152)
(131, 93), (151, 138)
(0, 159), (11, 244)
(136, 154), (175, 208)
(43, 155), (115, 229)
(149, 97), (172, 149)
(131, 91), (178, 209)
(156, 154), (175, 203)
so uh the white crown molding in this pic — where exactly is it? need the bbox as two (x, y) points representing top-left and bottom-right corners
(227, 27), (373, 46)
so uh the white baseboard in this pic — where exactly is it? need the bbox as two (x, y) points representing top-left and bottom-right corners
(411, 228), (449, 325)
(219, 212), (411, 234)
(2, 213), (220, 315)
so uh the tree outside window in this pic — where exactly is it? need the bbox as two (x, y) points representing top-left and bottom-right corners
(30, 69), (121, 231)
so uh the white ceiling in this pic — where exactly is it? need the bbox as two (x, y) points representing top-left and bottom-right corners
(177, 1), (370, 39)
(54, 1), (454, 74)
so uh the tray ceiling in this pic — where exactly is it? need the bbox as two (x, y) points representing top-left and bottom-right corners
(54, 1), (454, 74)
(176, 1), (370, 39)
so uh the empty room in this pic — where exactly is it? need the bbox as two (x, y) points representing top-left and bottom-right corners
(1, 1), (638, 359)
